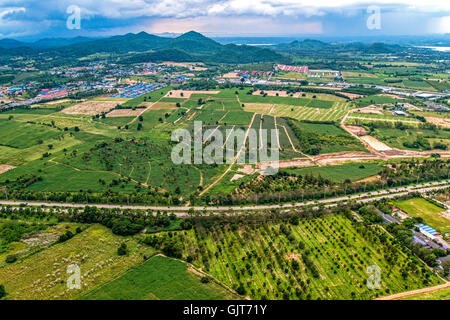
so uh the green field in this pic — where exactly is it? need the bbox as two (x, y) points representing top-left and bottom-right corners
(281, 162), (383, 182)
(395, 198), (450, 234)
(0, 224), (156, 300)
(244, 102), (351, 122)
(160, 214), (441, 300)
(82, 255), (238, 300)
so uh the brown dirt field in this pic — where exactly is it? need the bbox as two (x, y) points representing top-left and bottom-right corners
(360, 136), (392, 152)
(105, 109), (143, 117)
(161, 62), (207, 71)
(353, 106), (384, 115)
(42, 99), (74, 105)
(0, 164), (15, 175)
(426, 116), (450, 128)
(357, 175), (381, 183)
(222, 72), (239, 78)
(344, 125), (369, 136)
(61, 101), (120, 115)
(238, 165), (257, 175)
(339, 92), (363, 99)
(165, 90), (220, 99)
(258, 158), (314, 170)
(313, 151), (381, 165)
(151, 102), (178, 110)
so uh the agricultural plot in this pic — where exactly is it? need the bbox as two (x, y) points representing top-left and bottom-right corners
(54, 137), (224, 195)
(395, 198), (450, 234)
(372, 127), (450, 151)
(354, 95), (406, 108)
(169, 214), (441, 300)
(239, 93), (335, 108)
(281, 162), (383, 183)
(244, 102), (351, 122)
(0, 224), (156, 300)
(348, 112), (420, 123)
(82, 255), (238, 300)
(165, 90), (220, 99)
(0, 119), (63, 148)
(60, 101), (119, 116)
(105, 109), (142, 117)
(290, 121), (366, 154)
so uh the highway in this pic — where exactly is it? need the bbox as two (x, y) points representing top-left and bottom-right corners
(0, 180), (448, 215)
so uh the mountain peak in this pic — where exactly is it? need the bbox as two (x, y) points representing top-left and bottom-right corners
(177, 31), (209, 41)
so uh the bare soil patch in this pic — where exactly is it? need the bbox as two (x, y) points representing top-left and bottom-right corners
(105, 109), (143, 117)
(344, 125), (368, 136)
(313, 151), (381, 165)
(61, 101), (120, 115)
(222, 72), (239, 78)
(360, 136), (392, 151)
(426, 116), (450, 129)
(0, 164), (15, 175)
(338, 92), (363, 99)
(353, 106), (384, 115)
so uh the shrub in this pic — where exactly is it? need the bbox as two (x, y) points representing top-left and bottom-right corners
(5, 255), (17, 264)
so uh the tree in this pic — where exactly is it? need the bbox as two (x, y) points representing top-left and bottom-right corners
(236, 284), (246, 295)
(5, 255), (17, 264)
(117, 243), (128, 256)
(0, 284), (5, 298)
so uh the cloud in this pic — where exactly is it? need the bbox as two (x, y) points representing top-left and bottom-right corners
(1, 0), (450, 38)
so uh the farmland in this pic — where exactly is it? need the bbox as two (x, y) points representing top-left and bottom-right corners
(280, 162), (383, 183)
(157, 214), (441, 300)
(0, 224), (156, 300)
(395, 198), (450, 234)
(82, 255), (238, 300)
(244, 101), (352, 122)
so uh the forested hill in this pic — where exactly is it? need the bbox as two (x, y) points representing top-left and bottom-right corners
(0, 31), (288, 64)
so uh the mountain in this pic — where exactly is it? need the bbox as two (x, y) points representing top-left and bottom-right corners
(31, 36), (94, 49)
(0, 39), (27, 49)
(0, 31), (287, 64)
(45, 31), (287, 64)
(274, 39), (403, 55)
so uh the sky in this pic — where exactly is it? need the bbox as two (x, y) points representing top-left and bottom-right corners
(1, 0), (450, 40)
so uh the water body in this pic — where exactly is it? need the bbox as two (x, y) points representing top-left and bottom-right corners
(416, 46), (450, 52)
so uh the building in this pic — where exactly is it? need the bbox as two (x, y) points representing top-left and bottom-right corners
(417, 224), (439, 241)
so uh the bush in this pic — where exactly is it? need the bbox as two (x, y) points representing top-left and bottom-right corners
(200, 276), (211, 284)
(58, 231), (74, 243)
(236, 284), (246, 295)
(117, 243), (128, 256)
(5, 255), (17, 264)
(0, 284), (6, 298)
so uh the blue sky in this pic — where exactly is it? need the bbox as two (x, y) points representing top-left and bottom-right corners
(1, 1), (450, 40)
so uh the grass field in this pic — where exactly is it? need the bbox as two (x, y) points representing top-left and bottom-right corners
(0, 224), (156, 300)
(82, 255), (238, 300)
(395, 198), (450, 234)
(281, 162), (383, 183)
(165, 214), (441, 300)
(244, 102), (351, 122)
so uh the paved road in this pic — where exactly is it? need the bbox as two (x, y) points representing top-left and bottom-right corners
(0, 180), (448, 215)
